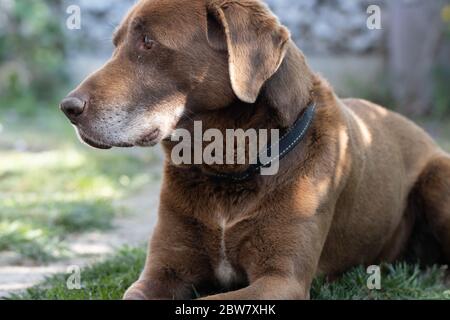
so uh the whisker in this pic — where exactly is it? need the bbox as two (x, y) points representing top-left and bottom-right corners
(106, 21), (119, 31)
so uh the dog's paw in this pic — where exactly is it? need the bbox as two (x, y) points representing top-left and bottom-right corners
(123, 289), (148, 300)
(123, 281), (151, 300)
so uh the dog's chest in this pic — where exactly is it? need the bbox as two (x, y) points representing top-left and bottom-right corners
(214, 218), (240, 288)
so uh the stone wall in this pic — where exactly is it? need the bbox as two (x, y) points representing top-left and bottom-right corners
(70, 0), (385, 55)
(266, 0), (384, 54)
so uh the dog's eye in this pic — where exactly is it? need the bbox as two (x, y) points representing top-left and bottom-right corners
(142, 35), (155, 50)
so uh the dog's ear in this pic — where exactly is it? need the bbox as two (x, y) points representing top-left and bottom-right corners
(207, 0), (290, 104)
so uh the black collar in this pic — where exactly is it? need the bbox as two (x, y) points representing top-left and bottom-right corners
(206, 101), (317, 181)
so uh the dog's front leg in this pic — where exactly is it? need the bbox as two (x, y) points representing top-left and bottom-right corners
(124, 207), (212, 300)
(200, 276), (310, 300)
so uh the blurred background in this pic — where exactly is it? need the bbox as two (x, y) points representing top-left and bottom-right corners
(0, 0), (449, 298)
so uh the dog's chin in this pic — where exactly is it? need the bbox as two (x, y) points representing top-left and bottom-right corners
(77, 129), (162, 149)
(77, 131), (135, 150)
(78, 132), (113, 149)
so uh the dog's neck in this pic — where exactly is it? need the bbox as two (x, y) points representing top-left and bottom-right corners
(261, 41), (315, 127)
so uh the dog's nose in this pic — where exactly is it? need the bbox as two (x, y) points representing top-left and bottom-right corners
(60, 96), (86, 122)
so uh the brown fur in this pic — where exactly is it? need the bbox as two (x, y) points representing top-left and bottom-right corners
(60, 0), (450, 300)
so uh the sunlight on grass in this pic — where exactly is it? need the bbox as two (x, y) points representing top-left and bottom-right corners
(0, 220), (69, 261)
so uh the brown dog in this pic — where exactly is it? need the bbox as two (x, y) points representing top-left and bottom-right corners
(60, 0), (450, 300)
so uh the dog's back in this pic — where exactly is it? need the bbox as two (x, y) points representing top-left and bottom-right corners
(343, 98), (440, 176)
(318, 97), (448, 274)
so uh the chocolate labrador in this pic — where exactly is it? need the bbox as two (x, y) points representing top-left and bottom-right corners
(60, 0), (450, 299)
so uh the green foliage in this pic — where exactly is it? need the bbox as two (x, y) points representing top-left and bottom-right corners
(0, 0), (68, 103)
(433, 66), (450, 117)
(10, 246), (450, 300)
(344, 75), (396, 110)
(432, 19), (450, 118)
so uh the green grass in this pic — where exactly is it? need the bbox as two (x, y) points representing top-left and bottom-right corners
(9, 245), (450, 300)
(312, 264), (450, 300)
(9, 247), (146, 300)
(0, 99), (160, 262)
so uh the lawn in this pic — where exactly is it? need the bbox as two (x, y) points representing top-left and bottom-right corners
(10, 247), (450, 300)
(1, 96), (450, 300)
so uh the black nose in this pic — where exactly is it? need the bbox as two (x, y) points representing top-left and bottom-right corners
(60, 96), (86, 122)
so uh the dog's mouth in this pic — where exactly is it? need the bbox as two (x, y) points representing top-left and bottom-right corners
(135, 128), (162, 147)
(77, 131), (113, 149)
(77, 130), (133, 150)
(76, 128), (161, 150)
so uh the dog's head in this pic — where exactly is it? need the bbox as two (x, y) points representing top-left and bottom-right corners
(60, 0), (290, 149)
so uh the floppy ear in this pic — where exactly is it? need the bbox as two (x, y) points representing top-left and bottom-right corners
(207, 0), (290, 104)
